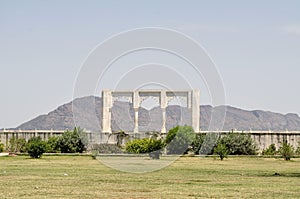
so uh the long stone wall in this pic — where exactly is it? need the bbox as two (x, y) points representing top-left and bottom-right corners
(1, 130), (299, 152)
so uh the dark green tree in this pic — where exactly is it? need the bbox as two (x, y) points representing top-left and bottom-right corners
(198, 133), (219, 155)
(27, 137), (46, 158)
(58, 127), (88, 153)
(45, 136), (60, 153)
(190, 133), (206, 155)
(165, 126), (195, 155)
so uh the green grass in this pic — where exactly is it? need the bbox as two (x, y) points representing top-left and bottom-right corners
(0, 155), (299, 198)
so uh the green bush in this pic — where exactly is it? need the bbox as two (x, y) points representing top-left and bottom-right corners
(217, 132), (257, 155)
(45, 136), (60, 153)
(190, 134), (205, 155)
(125, 138), (164, 159)
(262, 144), (277, 155)
(198, 133), (219, 155)
(165, 126), (195, 155)
(165, 126), (179, 145)
(278, 141), (294, 161)
(7, 137), (27, 153)
(58, 127), (88, 153)
(27, 137), (46, 158)
(214, 143), (229, 160)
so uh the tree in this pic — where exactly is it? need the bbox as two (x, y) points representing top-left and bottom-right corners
(190, 134), (205, 155)
(218, 132), (257, 155)
(214, 143), (229, 160)
(27, 137), (46, 158)
(278, 141), (294, 161)
(58, 127), (88, 153)
(165, 126), (195, 155)
(198, 133), (219, 155)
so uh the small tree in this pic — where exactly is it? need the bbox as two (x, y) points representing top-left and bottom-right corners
(165, 126), (195, 155)
(214, 143), (229, 160)
(278, 141), (294, 161)
(262, 144), (277, 155)
(27, 137), (46, 158)
(7, 137), (27, 153)
(58, 127), (87, 153)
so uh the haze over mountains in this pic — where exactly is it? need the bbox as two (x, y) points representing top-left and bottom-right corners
(16, 96), (300, 131)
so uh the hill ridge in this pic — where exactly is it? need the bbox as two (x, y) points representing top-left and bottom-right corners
(16, 96), (300, 131)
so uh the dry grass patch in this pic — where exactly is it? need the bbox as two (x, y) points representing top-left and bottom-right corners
(0, 156), (299, 198)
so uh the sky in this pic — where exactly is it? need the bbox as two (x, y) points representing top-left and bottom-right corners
(1, 0), (300, 128)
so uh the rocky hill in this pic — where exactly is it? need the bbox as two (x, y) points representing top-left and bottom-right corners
(16, 96), (300, 131)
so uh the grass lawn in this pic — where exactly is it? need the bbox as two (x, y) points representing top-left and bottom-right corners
(0, 155), (299, 198)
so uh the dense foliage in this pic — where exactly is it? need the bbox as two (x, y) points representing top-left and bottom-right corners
(125, 138), (164, 154)
(262, 144), (277, 155)
(214, 142), (229, 160)
(125, 138), (164, 159)
(198, 133), (219, 155)
(7, 137), (27, 153)
(27, 137), (46, 158)
(58, 127), (88, 153)
(165, 125), (195, 154)
(190, 134), (205, 154)
(217, 133), (257, 155)
(45, 136), (60, 153)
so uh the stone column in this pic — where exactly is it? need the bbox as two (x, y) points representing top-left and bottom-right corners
(160, 91), (167, 134)
(133, 91), (139, 133)
(102, 90), (112, 133)
(191, 89), (200, 133)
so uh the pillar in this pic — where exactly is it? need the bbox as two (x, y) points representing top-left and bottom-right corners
(133, 91), (139, 133)
(160, 91), (167, 134)
(191, 89), (200, 133)
(102, 90), (112, 133)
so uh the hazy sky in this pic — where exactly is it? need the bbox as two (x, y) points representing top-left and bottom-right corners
(1, 0), (300, 128)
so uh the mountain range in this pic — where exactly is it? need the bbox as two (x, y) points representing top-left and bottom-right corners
(16, 96), (300, 131)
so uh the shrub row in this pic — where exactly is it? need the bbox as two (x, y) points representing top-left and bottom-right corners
(124, 126), (258, 159)
(262, 142), (300, 160)
(2, 127), (88, 158)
